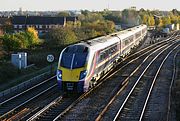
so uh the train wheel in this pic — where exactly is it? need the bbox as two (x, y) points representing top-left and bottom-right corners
(89, 77), (96, 89)
(89, 82), (93, 89)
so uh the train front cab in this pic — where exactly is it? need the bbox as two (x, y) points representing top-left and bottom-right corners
(57, 45), (89, 93)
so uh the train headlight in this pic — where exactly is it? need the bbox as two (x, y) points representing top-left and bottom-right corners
(57, 70), (62, 80)
(80, 70), (87, 80)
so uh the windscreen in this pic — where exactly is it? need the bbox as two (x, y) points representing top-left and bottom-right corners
(60, 45), (88, 69)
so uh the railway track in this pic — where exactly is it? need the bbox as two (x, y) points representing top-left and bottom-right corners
(43, 33), (179, 120)
(27, 95), (79, 121)
(94, 39), (180, 121)
(166, 49), (180, 121)
(0, 76), (60, 120)
(1, 32), (178, 121)
(111, 43), (179, 121)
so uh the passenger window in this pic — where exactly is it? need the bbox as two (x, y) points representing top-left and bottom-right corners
(100, 54), (104, 60)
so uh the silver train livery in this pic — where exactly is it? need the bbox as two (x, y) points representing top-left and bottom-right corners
(57, 24), (147, 93)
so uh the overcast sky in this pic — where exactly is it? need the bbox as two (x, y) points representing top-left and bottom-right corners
(0, 0), (179, 11)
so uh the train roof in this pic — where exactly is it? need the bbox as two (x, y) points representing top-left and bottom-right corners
(75, 24), (147, 51)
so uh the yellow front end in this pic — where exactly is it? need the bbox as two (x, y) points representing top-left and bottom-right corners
(58, 66), (86, 82)
(57, 44), (89, 92)
(57, 65), (88, 92)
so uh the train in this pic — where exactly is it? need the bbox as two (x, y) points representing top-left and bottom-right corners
(57, 24), (147, 93)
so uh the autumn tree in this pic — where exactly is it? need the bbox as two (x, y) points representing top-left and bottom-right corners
(74, 27), (101, 41)
(142, 15), (148, 25)
(75, 21), (81, 27)
(66, 21), (75, 28)
(1, 34), (21, 53)
(48, 27), (77, 47)
(2, 24), (13, 33)
(65, 20), (81, 28)
(172, 9), (179, 16)
(158, 18), (163, 27)
(162, 17), (171, 26)
(170, 15), (179, 24)
(148, 16), (155, 26)
(74, 28), (88, 41)
(1, 27), (39, 53)
(106, 20), (115, 33)
(79, 11), (104, 24)
(26, 27), (39, 46)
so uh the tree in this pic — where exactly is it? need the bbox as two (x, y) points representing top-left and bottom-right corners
(58, 11), (70, 17)
(48, 27), (77, 46)
(122, 9), (140, 26)
(142, 15), (148, 25)
(84, 29), (99, 39)
(26, 27), (39, 46)
(172, 9), (179, 16)
(66, 21), (75, 28)
(2, 34), (21, 53)
(74, 27), (100, 41)
(148, 16), (155, 26)
(74, 28), (87, 41)
(155, 18), (160, 26)
(158, 18), (163, 27)
(103, 11), (122, 24)
(66, 21), (81, 28)
(170, 15), (178, 24)
(1, 27), (40, 53)
(106, 20), (115, 33)
(162, 17), (171, 26)
(1, 19), (13, 33)
(79, 12), (104, 24)
(14, 32), (28, 48)
(75, 21), (81, 27)
(81, 10), (90, 16)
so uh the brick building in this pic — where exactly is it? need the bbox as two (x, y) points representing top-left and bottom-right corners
(11, 16), (77, 35)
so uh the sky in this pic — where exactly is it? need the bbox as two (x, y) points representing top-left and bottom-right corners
(0, 0), (179, 11)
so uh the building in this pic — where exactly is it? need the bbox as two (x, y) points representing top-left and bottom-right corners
(11, 16), (77, 35)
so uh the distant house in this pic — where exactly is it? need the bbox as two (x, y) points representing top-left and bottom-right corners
(11, 16), (77, 35)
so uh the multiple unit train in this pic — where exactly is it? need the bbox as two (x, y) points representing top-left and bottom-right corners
(57, 24), (147, 93)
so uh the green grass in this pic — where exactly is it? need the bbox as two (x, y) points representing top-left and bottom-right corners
(0, 46), (63, 92)
(0, 62), (57, 92)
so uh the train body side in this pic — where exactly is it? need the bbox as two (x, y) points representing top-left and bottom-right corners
(57, 24), (147, 93)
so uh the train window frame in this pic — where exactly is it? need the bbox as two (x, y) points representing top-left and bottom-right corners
(98, 43), (118, 63)
(124, 39), (129, 45)
(135, 31), (141, 39)
(100, 53), (104, 61)
(123, 35), (134, 46)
